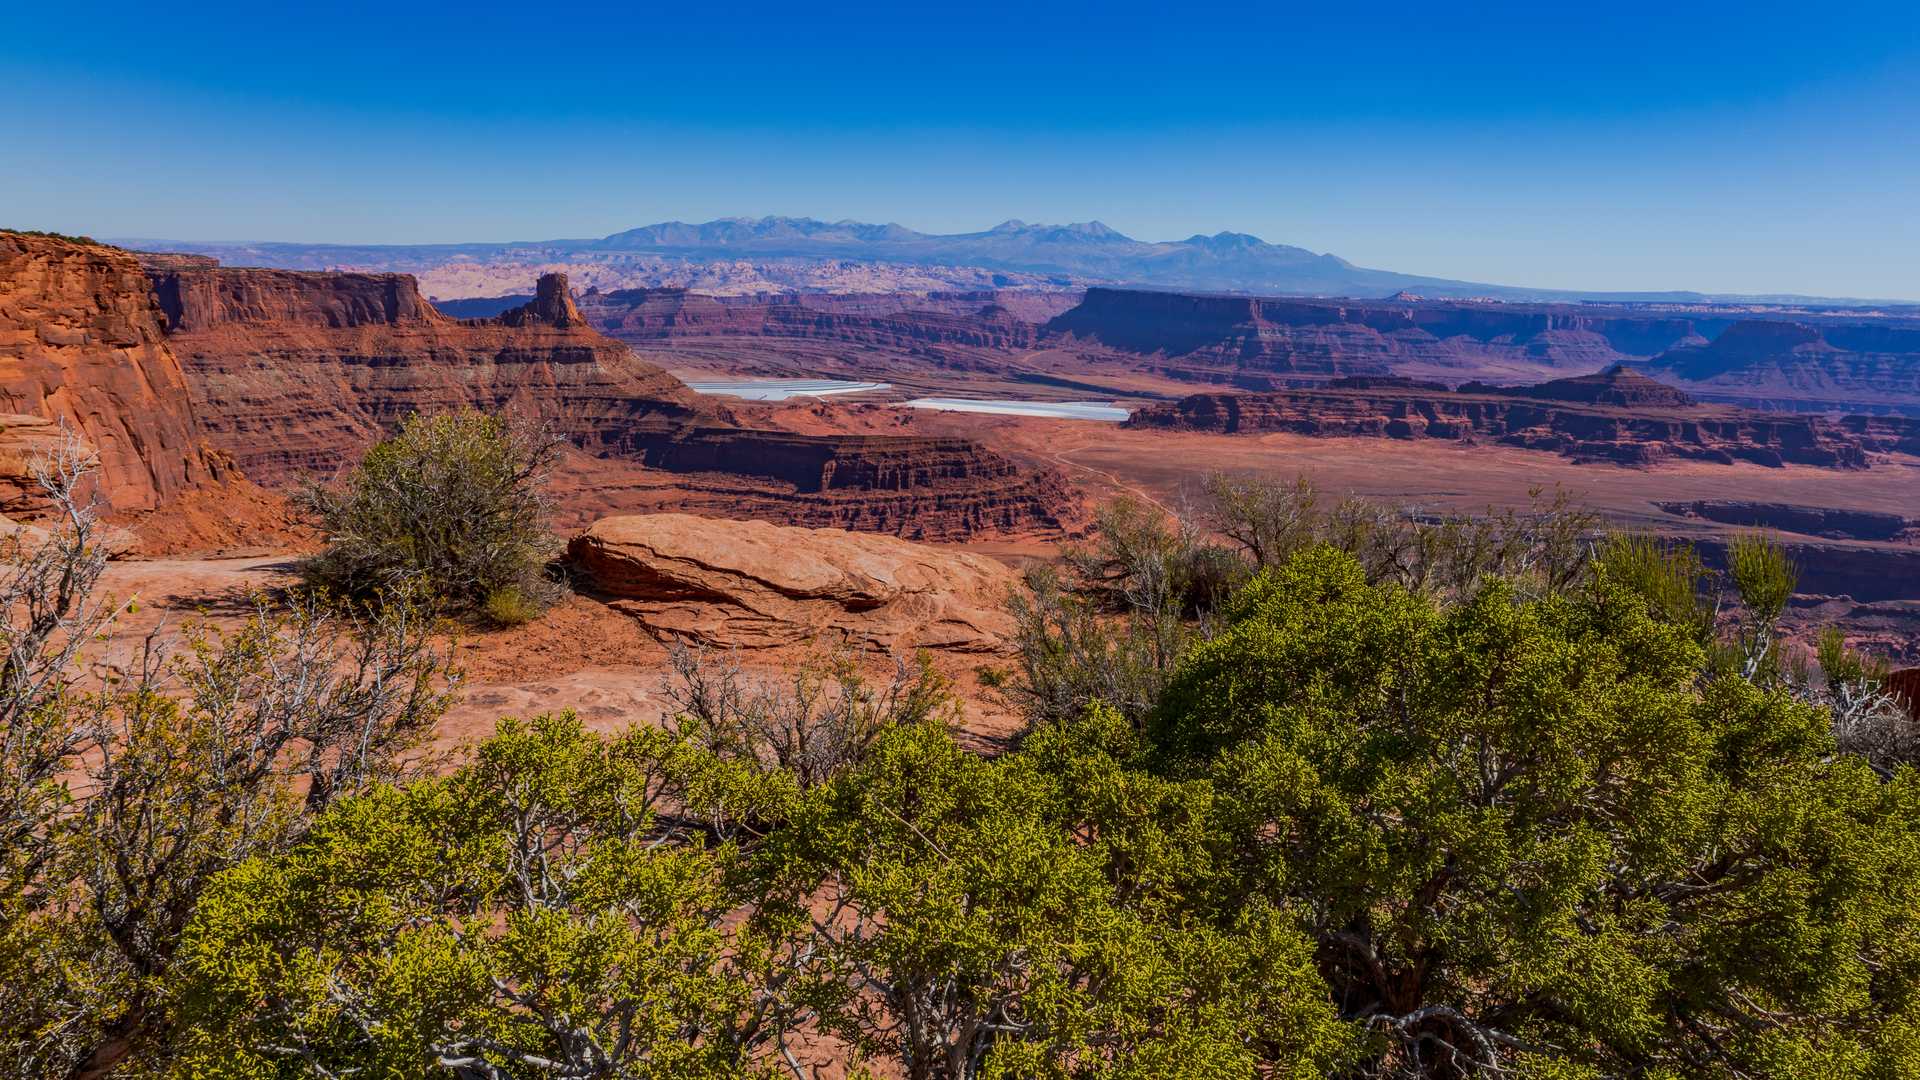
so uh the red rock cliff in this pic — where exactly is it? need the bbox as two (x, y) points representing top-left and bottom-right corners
(0, 232), (218, 510)
(146, 266), (710, 482)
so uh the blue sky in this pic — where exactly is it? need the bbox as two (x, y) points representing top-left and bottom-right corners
(3, 0), (1917, 297)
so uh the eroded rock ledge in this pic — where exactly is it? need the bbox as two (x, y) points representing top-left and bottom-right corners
(567, 513), (1019, 653)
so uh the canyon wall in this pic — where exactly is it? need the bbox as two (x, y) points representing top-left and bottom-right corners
(627, 427), (1083, 539)
(145, 264), (1083, 538)
(1127, 368), (1919, 469)
(1044, 288), (1714, 380)
(0, 232), (219, 511)
(147, 267), (712, 482)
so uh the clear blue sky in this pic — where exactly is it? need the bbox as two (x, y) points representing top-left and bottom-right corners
(4, 0), (1916, 297)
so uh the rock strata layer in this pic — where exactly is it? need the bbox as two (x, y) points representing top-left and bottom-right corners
(1126, 367), (1919, 469)
(567, 513), (1019, 652)
(145, 265), (708, 482)
(1045, 288), (1714, 378)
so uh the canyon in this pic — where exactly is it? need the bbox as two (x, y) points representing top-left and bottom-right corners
(6, 227), (1917, 666)
(553, 284), (1920, 419)
(133, 247), (1083, 541)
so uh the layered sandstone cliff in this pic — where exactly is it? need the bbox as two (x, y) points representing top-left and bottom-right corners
(1045, 288), (1713, 381)
(1127, 367), (1917, 469)
(625, 427), (1083, 539)
(146, 265), (709, 482)
(0, 232), (219, 510)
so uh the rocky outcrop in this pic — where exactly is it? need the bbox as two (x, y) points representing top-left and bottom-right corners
(1126, 367), (1911, 469)
(1889, 669), (1920, 723)
(1468, 365), (1697, 408)
(0, 232), (221, 511)
(567, 513), (1019, 652)
(0, 413), (76, 513)
(1045, 288), (1714, 378)
(146, 266), (710, 482)
(622, 428), (1085, 539)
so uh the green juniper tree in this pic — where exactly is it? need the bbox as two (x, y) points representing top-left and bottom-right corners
(1150, 547), (1920, 1078)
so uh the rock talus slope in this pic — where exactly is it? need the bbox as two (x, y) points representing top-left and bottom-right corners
(567, 513), (1019, 652)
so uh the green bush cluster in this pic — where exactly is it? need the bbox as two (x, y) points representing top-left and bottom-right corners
(132, 550), (1920, 1077)
(300, 410), (561, 624)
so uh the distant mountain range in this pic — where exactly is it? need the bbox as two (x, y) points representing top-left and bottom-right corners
(117, 216), (1914, 306)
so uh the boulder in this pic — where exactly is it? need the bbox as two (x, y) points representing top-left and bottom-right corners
(568, 513), (1019, 653)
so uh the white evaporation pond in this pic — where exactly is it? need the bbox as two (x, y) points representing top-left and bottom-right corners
(680, 378), (891, 401)
(903, 398), (1131, 421)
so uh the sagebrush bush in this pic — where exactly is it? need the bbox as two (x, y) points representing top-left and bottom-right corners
(300, 411), (561, 618)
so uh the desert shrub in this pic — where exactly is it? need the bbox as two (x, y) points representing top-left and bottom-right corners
(1064, 496), (1249, 620)
(300, 410), (561, 620)
(172, 713), (805, 1080)
(997, 562), (1192, 732)
(178, 708), (1355, 1080)
(479, 583), (543, 627)
(1002, 479), (1597, 735)
(659, 640), (958, 790)
(1592, 531), (1716, 643)
(1148, 546), (1920, 1078)
(0, 441), (457, 1079)
(1723, 531), (1799, 679)
(1207, 473), (1598, 598)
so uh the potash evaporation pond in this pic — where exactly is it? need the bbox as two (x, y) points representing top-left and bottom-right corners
(902, 398), (1131, 421)
(679, 378), (892, 401)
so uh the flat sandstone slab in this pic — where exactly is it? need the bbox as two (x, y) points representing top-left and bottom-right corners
(569, 513), (1020, 653)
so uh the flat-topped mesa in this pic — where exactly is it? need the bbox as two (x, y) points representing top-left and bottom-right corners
(148, 266), (450, 333)
(1463, 364), (1699, 408)
(0, 231), (221, 511)
(626, 428), (1087, 540)
(1646, 318), (1920, 415)
(577, 287), (1054, 355)
(1126, 367), (1911, 470)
